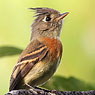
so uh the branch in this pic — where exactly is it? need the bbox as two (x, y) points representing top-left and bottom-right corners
(5, 87), (95, 95)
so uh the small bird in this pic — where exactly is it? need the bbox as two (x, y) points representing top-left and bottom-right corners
(9, 7), (69, 91)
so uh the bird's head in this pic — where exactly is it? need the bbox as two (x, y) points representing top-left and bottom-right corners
(30, 8), (69, 39)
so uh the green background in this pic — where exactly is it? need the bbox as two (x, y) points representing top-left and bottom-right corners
(0, 0), (95, 94)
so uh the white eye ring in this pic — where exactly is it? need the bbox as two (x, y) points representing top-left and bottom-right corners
(42, 16), (51, 22)
(42, 16), (47, 22)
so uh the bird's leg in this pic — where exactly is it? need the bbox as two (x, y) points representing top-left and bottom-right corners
(25, 83), (34, 89)
(25, 83), (38, 94)
(25, 84), (46, 94)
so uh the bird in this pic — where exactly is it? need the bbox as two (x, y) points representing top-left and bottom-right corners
(9, 7), (69, 91)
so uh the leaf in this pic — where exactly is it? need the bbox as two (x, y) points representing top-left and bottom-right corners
(42, 76), (95, 91)
(0, 46), (23, 57)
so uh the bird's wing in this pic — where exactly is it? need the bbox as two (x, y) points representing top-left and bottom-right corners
(9, 39), (48, 91)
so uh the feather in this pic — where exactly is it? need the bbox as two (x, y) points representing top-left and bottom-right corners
(9, 40), (48, 91)
(29, 7), (60, 17)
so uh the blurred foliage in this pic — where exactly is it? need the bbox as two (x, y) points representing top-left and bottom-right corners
(42, 76), (95, 91)
(0, 46), (23, 57)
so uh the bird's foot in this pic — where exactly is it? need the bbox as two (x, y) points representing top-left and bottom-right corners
(51, 89), (57, 93)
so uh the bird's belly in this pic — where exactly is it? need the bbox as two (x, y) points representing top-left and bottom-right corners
(23, 58), (60, 87)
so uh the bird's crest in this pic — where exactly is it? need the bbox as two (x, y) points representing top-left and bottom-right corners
(29, 7), (60, 17)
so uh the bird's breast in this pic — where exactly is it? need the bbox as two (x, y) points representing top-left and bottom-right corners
(40, 37), (63, 62)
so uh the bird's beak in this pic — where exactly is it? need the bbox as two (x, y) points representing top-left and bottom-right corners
(56, 12), (69, 21)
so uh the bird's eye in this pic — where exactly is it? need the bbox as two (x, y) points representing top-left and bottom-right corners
(46, 16), (51, 21)
(43, 15), (51, 22)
